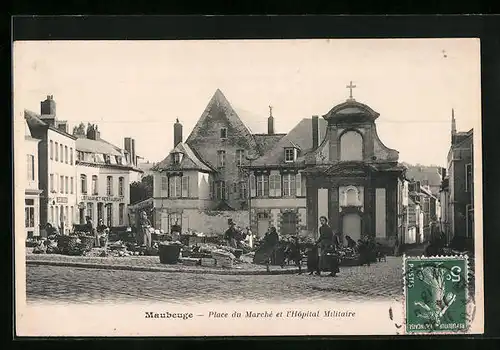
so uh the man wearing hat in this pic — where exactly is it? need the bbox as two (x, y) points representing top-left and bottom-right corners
(224, 219), (238, 248)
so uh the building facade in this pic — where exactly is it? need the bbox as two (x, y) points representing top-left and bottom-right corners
(74, 124), (143, 228)
(440, 109), (474, 246)
(153, 89), (408, 247)
(25, 96), (78, 235)
(24, 120), (42, 237)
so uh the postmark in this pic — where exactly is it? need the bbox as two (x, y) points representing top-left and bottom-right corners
(403, 255), (470, 334)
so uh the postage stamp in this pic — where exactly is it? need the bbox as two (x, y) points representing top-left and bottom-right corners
(403, 255), (470, 334)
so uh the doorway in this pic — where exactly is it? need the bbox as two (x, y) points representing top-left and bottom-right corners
(257, 212), (269, 238)
(97, 202), (104, 223)
(342, 213), (362, 243)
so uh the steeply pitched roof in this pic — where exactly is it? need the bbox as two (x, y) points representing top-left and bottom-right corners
(154, 142), (213, 172)
(185, 89), (259, 151)
(253, 133), (286, 154)
(76, 137), (123, 156)
(24, 109), (77, 140)
(251, 118), (327, 166)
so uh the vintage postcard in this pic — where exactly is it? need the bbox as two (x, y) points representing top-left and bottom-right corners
(13, 38), (483, 336)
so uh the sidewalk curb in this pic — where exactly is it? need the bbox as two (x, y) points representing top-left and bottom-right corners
(26, 259), (301, 276)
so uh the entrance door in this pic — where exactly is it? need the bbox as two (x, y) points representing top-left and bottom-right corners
(97, 203), (104, 223)
(257, 212), (269, 238)
(342, 213), (362, 243)
(79, 208), (85, 224)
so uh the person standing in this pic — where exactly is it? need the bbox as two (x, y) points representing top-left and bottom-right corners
(245, 227), (254, 249)
(140, 210), (152, 248)
(224, 219), (238, 248)
(315, 216), (339, 277)
(96, 219), (108, 248)
(85, 216), (97, 247)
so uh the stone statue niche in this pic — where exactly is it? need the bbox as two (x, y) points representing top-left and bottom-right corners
(339, 185), (364, 212)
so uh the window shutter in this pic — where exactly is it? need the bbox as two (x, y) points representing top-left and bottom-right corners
(169, 177), (175, 198)
(296, 173), (302, 197)
(249, 173), (256, 198)
(225, 181), (230, 200)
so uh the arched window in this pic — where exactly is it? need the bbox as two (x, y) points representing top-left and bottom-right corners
(346, 188), (358, 206)
(340, 130), (363, 161)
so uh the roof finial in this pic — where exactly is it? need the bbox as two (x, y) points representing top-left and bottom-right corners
(176, 118), (179, 123)
(346, 81), (356, 100)
(269, 105), (273, 117)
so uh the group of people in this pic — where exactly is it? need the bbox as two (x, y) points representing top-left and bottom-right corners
(223, 219), (254, 249)
(43, 216), (110, 248)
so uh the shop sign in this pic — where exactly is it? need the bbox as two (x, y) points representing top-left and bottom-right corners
(81, 195), (125, 202)
(56, 197), (68, 204)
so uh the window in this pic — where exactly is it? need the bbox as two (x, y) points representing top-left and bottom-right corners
(269, 174), (282, 197)
(216, 181), (226, 200)
(60, 144), (63, 163)
(50, 174), (54, 192)
(70, 206), (74, 224)
(282, 173), (296, 197)
(281, 212), (297, 235)
(92, 175), (98, 195)
(104, 154), (111, 164)
(50, 140), (54, 160)
(465, 164), (472, 193)
(70, 148), (73, 165)
(86, 202), (93, 221)
(284, 148), (295, 162)
(77, 151), (83, 161)
(106, 203), (113, 227)
(65, 176), (69, 194)
(25, 199), (35, 229)
(169, 176), (182, 198)
(70, 177), (74, 194)
(169, 213), (182, 232)
(236, 149), (245, 166)
(115, 156), (122, 165)
(81, 174), (87, 194)
(65, 206), (69, 225)
(340, 130), (363, 161)
(161, 176), (168, 191)
(55, 142), (59, 161)
(55, 206), (59, 224)
(27, 154), (35, 181)
(60, 175), (64, 193)
(181, 176), (189, 197)
(249, 173), (256, 197)
(107, 176), (113, 196)
(217, 150), (226, 168)
(220, 128), (227, 139)
(256, 174), (269, 197)
(209, 179), (215, 199)
(172, 152), (182, 164)
(119, 203), (125, 225)
(50, 206), (54, 223)
(119, 177), (124, 196)
(64, 146), (68, 163)
(296, 173), (303, 197)
(239, 181), (248, 199)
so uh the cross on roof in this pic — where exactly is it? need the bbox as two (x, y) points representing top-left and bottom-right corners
(346, 81), (356, 100)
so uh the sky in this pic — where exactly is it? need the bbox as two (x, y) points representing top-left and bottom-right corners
(14, 39), (481, 167)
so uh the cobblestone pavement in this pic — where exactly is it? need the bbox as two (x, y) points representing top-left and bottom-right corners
(26, 257), (403, 304)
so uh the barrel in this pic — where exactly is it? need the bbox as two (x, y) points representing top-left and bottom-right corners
(159, 243), (181, 264)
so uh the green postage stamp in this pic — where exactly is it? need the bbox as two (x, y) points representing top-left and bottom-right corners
(404, 255), (471, 334)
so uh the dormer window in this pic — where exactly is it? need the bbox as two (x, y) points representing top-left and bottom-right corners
(220, 128), (228, 139)
(284, 147), (296, 163)
(172, 152), (183, 165)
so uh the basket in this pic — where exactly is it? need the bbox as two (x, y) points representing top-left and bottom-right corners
(159, 244), (181, 264)
(57, 235), (79, 254)
(79, 235), (95, 251)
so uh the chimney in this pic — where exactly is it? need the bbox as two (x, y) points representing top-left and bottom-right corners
(441, 167), (447, 179)
(131, 138), (136, 166)
(41, 95), (56, 116)
(57, 121), (68, 133)
(124, 137), (132, 163)
(312, 115), (319, 149)
(267, 106), (275, 135)
(174, 118), (183, 147)
(86, 124), (100, 140)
